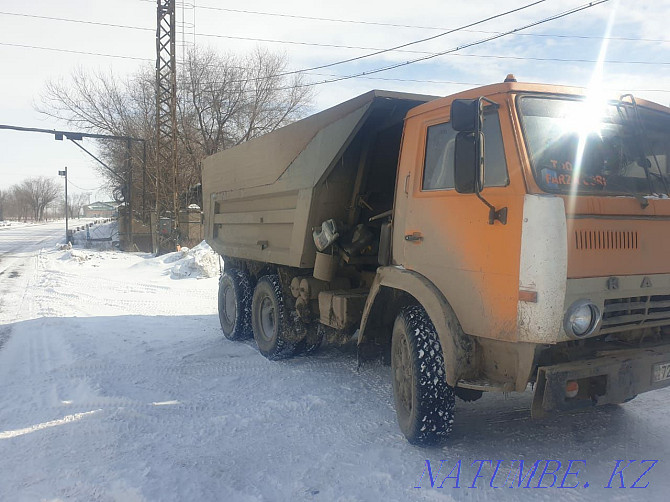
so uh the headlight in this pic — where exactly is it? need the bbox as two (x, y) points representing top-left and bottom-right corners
(564, 300), (601, 338)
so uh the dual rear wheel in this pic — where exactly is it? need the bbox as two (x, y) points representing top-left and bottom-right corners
(218, 269), (321, 360)
(217, 269), (252, 341)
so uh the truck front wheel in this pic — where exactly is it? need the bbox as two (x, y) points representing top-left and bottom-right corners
(251, 275), (295, 360)
(218, 269), (253, 341)
(391, 305), (455, 445)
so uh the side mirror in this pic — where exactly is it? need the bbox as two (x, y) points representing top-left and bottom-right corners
(450, 99), (480, 132)
(454, 132), (484, 194)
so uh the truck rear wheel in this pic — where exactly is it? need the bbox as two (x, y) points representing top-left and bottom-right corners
(218, 268), (253, 341)
(391, 305), (455, 445)
(251, 274), (295, 360)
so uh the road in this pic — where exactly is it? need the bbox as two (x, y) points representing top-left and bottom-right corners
(1, 223), (669, 501)
(0, 221), (66, 349)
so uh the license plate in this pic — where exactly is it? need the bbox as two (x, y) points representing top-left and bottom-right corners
(652, 362), (670, 383)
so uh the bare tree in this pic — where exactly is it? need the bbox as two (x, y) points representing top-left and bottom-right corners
(66, 192), (90, 219)
(37, 46), (313, 214)
(15, 177), (62, 221)
(0, 189), (6, 221)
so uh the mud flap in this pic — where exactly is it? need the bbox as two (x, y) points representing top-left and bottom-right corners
(531, 344), (670, 418)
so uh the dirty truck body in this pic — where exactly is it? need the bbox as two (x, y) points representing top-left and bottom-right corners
(203, 83), (670, 444)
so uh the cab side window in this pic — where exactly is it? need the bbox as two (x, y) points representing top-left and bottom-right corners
(482, 112), (509, 187)
(421, 111), (509, 191)
(423, 123), (456, 190)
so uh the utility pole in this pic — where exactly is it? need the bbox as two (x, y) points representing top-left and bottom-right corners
(126, 137), (134, 249)
(58, 167), (69, 243)
(155, 0), (179, 253)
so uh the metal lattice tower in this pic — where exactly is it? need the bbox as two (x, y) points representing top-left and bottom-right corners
(155, 0), (178, 251)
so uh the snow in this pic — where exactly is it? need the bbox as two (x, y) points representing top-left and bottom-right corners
(166, 241), (220, 279)
(2, 221), (670, 501)
(0, 220), (44, 230)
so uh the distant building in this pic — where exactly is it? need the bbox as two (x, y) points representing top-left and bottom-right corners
(83, 201), (118, 218)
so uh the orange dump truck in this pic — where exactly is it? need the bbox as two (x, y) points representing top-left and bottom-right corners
(202, 77), (670, 444)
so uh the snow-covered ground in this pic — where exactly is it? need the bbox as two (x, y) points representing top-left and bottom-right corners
(1, 222), (669, 501)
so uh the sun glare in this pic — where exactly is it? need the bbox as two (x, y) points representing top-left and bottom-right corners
(567, 0), (619, 213)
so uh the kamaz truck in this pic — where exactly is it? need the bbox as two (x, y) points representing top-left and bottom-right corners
(202, 76), (670, 444)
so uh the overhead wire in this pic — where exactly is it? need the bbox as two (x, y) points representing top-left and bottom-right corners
(66, 179), (106, 192)
(0, 42), (152, 62)
(4, 1), (669, 94)
(5, 8), (670, 45)
(3, 2), (551, 76)
(3, 40), (667, 69)
(151, 2), (670, 44)
(258, 0), (614, 89)
(1, 3), (665, 72)
(223, 0), (550, 75)
(3, 40), (670, 93)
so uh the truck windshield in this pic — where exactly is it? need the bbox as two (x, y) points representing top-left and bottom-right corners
(518, 96), (670, 196)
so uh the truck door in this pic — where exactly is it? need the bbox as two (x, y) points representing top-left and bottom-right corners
(393, 101), (524, 341)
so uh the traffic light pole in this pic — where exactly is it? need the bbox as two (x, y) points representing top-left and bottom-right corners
(59, 167), (69, 243)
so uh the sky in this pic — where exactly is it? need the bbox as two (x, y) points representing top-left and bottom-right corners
(1, 0), (669, 201)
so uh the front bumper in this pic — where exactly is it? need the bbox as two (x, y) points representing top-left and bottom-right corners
(531, 343), (670, 418)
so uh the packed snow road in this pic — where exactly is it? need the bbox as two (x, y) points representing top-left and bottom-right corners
(0, 221), (67, 350)
(0, 223), (669, 501)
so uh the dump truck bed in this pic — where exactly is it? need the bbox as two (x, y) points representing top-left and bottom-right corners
(202, 90), (436, 268)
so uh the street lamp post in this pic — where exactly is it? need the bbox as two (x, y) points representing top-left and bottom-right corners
(58, 167), (68, 243)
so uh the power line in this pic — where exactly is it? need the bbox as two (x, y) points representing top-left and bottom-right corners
(3, 1), (665, 93)
(67, 179), (105, 192)
(0, 42), (152, 62)
(187, 33), (670, 67)
(6, 8), (670, 45)
(190, 0), (667, 95)
(0, 11), (153, 31)
(194, 3), (526, 32)
(2, 2), (550, 74)
(4, 8), (666, 74)
(198, 69), (670, 94)
(3, 36), (669, 85)
(40, 0), (600, 83)
(4, 39), (668, 68)
(295, 73), (670, 94)
(266, 0), (549, 74)
(184, 3), (670, 44)
(273, 0), (614, 89)
(451, 52), (668, 66)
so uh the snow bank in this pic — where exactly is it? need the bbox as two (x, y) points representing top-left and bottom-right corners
(60, 249), (92, 263)
(0, 220), (28, 229)
(168, 241), (219, 279)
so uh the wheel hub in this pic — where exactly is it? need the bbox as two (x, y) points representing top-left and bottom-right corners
(393, 332), (413, 415)
(259, 296), (276, 341)
(222, 284), (236, 326)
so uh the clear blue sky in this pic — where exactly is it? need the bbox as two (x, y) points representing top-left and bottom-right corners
(1, 0), (668, 200)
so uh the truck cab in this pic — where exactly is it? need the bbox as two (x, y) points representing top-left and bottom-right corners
(203, 78), (670, 444)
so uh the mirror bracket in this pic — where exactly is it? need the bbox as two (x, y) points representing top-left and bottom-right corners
(489, 205), (508, 225)
(476, 191), (507, 225)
